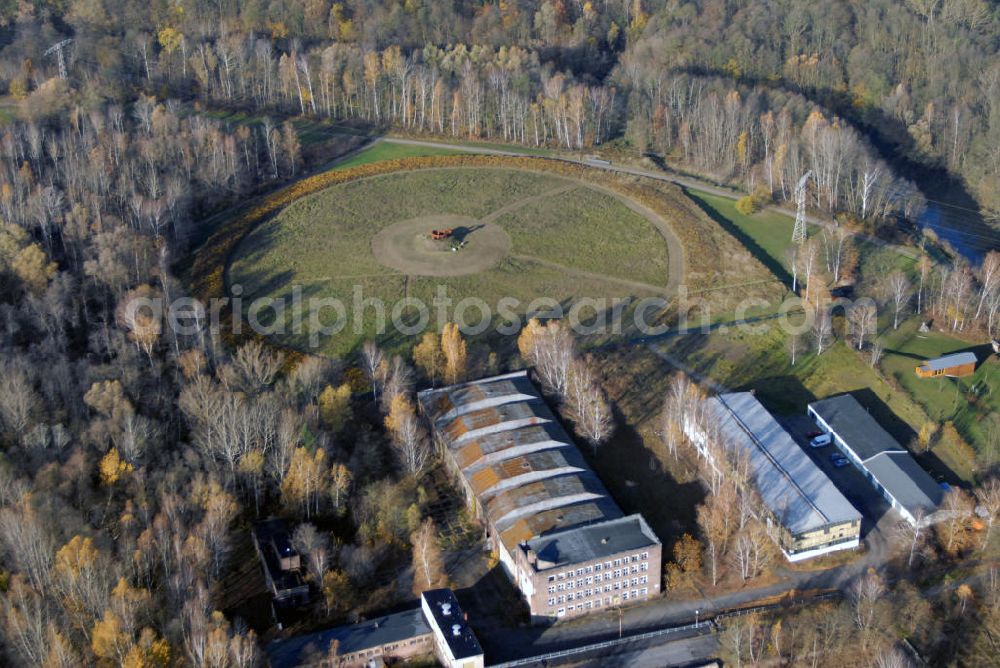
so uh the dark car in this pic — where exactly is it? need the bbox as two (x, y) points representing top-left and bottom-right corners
(806, 430), (823, 439)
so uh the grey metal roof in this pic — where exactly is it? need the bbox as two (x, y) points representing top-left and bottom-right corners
(808, 394), (904, 462)
(524, 514), (659, 569)
(421, 589), (482, 660)
(864, 452), (943, 518)
(919, 352), (977, 372)
(265, 608), (429, 667)
(710, 393), (861, 535)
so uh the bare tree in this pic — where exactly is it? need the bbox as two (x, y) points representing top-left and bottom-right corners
(812, 308), (833, 354)
(386, 396), (431, 477)
(974, 251), (1000, 322)
(850, 569), (887, 652)
(868, 339), (884, 367)
(232, 340), (284, 392)
(895, 507), (927, 568)
(848, 300), (878, 350)
(292, 523), (330, 584)
(361, 341), (385, 403)
(0, 363), (38, 439)
(975, 477), (1000, 551)
(565, 359), (613, 454)
(521, 319), (574, 396)
(875, 645), (914, 668)
(410, 518), (448, 595)
(884, 272), (912, 329)
(789, 332), (800, 366)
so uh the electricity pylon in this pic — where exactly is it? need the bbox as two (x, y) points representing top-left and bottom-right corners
(44, 39), (73, 80)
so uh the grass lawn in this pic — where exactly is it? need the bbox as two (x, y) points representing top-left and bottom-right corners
(649, 320), (976, 484)
(330, 141), (466, 169)
(880, 318), (999, 474)
(685, 189), (798, 285)
(686, 189), (917, 285)
(388, 136), (550, 156)
(229, 167), (670, 356)
(495, 185), (669, 285)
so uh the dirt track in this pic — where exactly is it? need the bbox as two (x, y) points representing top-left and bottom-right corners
(370, 215), (511, 277)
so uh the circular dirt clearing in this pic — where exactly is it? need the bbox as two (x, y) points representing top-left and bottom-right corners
(371, 215), (512, 276)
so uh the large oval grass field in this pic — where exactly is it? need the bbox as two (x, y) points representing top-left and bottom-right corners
(228, 166), (675, 356)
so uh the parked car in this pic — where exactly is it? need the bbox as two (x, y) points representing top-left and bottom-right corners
(806, 430), (823, 439)
(829, 453), (849, 467)
(810, 433), (832, 448)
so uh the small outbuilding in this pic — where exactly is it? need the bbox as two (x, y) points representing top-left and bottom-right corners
(251, 518), (310, 608)
(915, 352), (977, 378)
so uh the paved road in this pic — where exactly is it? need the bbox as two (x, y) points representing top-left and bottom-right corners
(560, 632), (720, 668)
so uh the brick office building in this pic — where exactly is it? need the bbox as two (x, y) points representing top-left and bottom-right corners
(417, 371), (662, 623)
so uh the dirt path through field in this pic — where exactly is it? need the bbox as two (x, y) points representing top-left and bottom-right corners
(479, 183), (578, 224)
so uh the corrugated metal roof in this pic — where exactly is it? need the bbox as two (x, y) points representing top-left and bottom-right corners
(485, 472), (611, 534)
(919, 351), (977, 372)
(710, 393), (861, 535)
(500, 500), (621, 549)
(455, 424), (567, 471)
(417, 371), (658, 561)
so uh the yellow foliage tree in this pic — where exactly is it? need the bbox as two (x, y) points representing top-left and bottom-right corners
(322, 569), (353, 614)
(413, 331), (445, 385)
(122, 628), (170, 668)
(517, 318), (544, 361)
(384, 394), (416, 437)
(282, 446), (328, 518)
(11, 243), (56, 292)
(55, 535), (99, 578)
(318, 383), (352, 432)
(100, 448), (133, 486)
(157, 27), (183, 55)
(92, 611), (128, 662)
(441, 322), (467, 385)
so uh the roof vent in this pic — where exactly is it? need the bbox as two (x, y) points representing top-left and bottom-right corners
(452, 624), (462, 637)
(601, 537), (609, 544)
(441, 603), (452, 616)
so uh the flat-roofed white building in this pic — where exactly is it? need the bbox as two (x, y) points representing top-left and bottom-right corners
(685, 392), (862, 561)
(808, 394), (943, 526)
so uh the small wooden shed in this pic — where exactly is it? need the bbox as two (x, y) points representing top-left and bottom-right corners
(915, 351), (977, 378)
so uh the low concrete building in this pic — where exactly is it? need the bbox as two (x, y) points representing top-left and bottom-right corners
(685, 392), (862, 561)
(252, 519), (310, 608)
(915, 351), (977, 378)
(808, 394), (944, 525)
(417, 371), (662, 623)
(266, 589), (482, 668)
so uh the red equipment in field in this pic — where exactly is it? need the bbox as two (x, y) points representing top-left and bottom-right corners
(430, 228), (454, 240)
